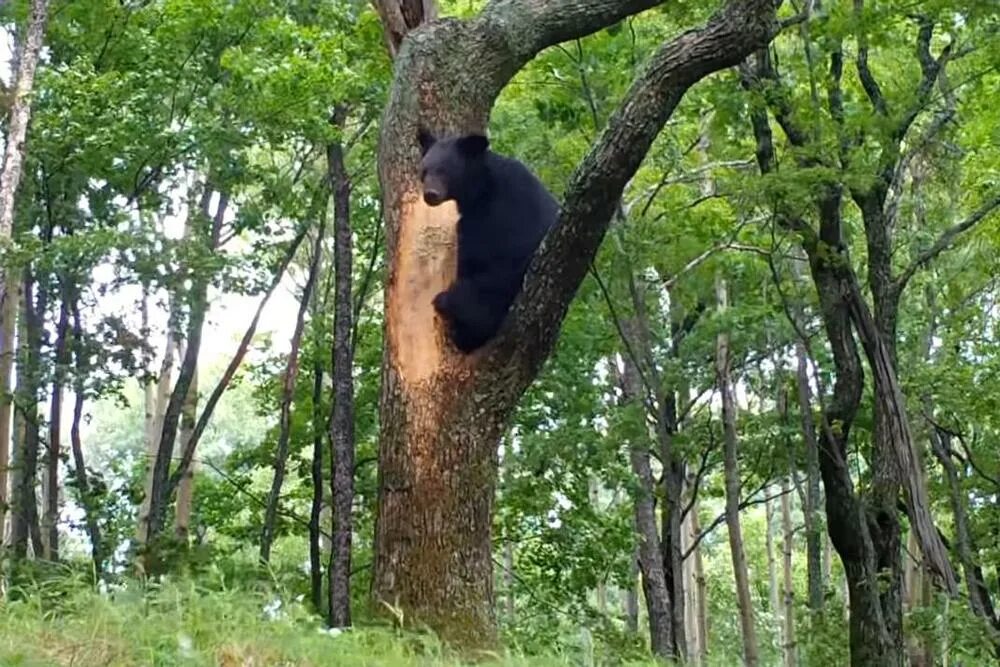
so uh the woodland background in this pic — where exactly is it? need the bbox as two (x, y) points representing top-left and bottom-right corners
(0, 0), (997, 665)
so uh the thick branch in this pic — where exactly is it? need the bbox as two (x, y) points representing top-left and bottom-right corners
(488, 0), (777, 388)
(479, 0), (665, 62)
(894, 192), (1000, 294)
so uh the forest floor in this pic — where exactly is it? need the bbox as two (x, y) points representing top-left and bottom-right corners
(0, 577), (657, 666)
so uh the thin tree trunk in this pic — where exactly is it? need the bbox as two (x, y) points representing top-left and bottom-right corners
(793, 339), (824, 614)
(173, 360), (198, 544)
(371, 0), (777, 645)
(68, 294), (102, 574)
(260, 200), (325, 564)
(715, 275), (759, 666)
(903, 530), (932, 667)
(766, 493), (780, 619)
(690, 486), (709, 662)
(327, 107), (355, 629)
(42, 295), (71, 560)
(781, 476), (796, 667)
(0, 0), (49, 548)
(787, 254), (824, 615)
(309, 361), (325, 613)
(589, 478), (608, 614)
(618, 349), (673, 658)
(625, 550), (639, 634)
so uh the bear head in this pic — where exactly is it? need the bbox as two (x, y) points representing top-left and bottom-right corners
(417, 128), (489, 207)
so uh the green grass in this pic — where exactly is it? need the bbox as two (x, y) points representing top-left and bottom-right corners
(0, 577), (658, 666)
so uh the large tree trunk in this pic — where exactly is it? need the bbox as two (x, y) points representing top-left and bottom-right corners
(371, 0), (777, 645)
(715, 275), (759, 666)
(327, 107), (355, 629)
(0, 0), (49, 547)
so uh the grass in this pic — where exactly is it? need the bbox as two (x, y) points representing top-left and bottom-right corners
(0, 576), (659, 666)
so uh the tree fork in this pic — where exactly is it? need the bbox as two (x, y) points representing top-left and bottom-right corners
(372, 0), (777, 646)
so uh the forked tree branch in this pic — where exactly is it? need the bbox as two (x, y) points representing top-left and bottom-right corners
(485, 0), (778, 392)
(371, 0), (437, 57)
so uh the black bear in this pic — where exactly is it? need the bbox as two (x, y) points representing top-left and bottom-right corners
(418, 128), (558, 353)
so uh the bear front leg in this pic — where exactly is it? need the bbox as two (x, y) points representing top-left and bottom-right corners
(432, 280), (497, 353)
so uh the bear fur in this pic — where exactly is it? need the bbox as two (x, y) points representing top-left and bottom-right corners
(417, 128), (558, 353)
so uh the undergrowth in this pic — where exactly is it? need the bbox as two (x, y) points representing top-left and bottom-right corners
(0, 573), (660, 667)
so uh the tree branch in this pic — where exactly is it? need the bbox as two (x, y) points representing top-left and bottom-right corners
(371, 0), (437, 57)
(894, 192), (1000, 294)
(487, 0), (778, 391)
(479, 0), (667, 63)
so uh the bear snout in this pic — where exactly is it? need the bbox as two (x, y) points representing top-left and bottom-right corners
(423, 189), (445, 206)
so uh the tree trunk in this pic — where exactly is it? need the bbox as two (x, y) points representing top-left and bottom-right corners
(781, 476), (796, 667)
(137, 305), (177, 549)
(793, 339), (824, 614)
(716, 274), (759, 666)
(903, 531), (933, 667)
(618, 348), (673, 658)
(309, 361), (325, 614)
(766, 493), (780, 619)
(371, 0), (777, 645)
(625, 551), (639, 634)
(260, 199), (325, 564)
(69, 294), (102, 574)
(173, 359), (198, 544)
(327, 107), (355, 629)
(0, 0), (49, 548)
(10, 268), (44, 559)
(743, 52), (907, 664)
(42, 295), (71, 560)
(688, 482), (709, 663)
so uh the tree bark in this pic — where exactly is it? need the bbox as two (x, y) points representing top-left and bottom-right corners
(327, 107), (355, 629)
(372, 0), (777, 645)
(0, 0), (49, 547)
(715, 274), (759, 666)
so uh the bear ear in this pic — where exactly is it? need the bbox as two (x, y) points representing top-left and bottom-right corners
(456, 134), (489, 157)
(417, 127), (436, 155)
